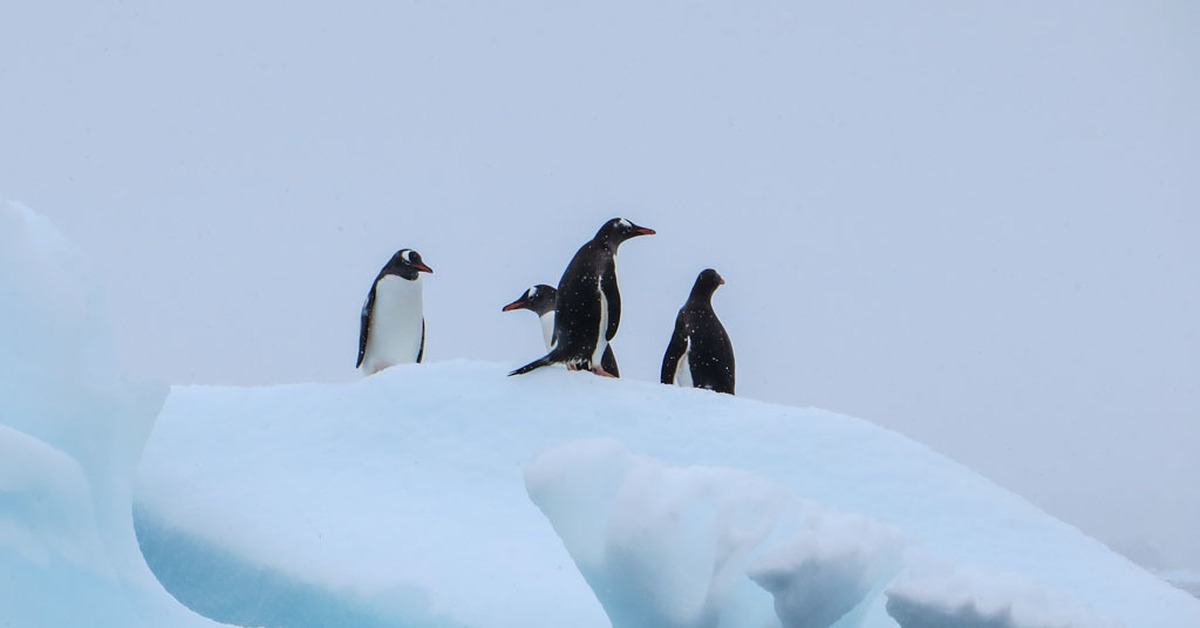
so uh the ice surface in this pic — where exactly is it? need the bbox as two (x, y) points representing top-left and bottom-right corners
(135, 366), (608, 628)
(136, 362), (1200, 627)
(0, 199), (219, 627)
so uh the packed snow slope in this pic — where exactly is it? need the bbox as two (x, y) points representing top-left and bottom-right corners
(0, 199), (224, 627)
(135, 362), (1200, 628)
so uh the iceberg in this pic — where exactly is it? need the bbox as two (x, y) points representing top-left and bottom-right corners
(4, 198), (1198, 627)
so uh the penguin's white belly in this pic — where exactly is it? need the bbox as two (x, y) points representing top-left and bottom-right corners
(674, 337), (693, 387)
(592, 286), (609, 366)
(362, 275), (424, 374)
(540, 312), (556, 351)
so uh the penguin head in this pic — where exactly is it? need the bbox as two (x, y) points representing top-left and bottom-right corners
(595, 217), (656, 248)
(383, 248), (434, 280)
(692, 268), (725, 298)
(502, 284), (557, 315)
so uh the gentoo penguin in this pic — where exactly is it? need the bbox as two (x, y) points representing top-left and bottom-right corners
(661, 268), (735, 394)
(357, 248), (433, 375)
(509, 218), (654, 376)
(502, 284), (620, 377)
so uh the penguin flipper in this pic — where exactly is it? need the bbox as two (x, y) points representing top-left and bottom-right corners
(417, 318), (425, 364)
(509, 352), (559, 376)
(357, 285), (376, 368)
(601, 344), (620, 378)
(660, 316), (688, 384)
(600, 267), (621, 341)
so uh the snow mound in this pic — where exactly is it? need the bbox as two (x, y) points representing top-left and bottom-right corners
(0, 199), (219, 627)
(885, 561), (1123, 628)
(136, 362), (1200, 627)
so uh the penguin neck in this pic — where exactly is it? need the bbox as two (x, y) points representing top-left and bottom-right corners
(529, 300), (556, 317)
(688, 284), (717, 306)
(383, 266), (421, 281)
(375, 274), (424, 309)
(591, 234), (621, 255)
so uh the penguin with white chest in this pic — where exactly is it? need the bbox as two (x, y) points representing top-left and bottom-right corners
(357, 248), (433, 375)
(502, 284), (621, 377)
(509, 218), (654, 376)
(661, 268), (735, 394)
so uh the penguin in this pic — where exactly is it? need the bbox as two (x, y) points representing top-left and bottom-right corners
(357, 248), (433, 375)
(509, 217), (654, 376)
(502, 284), (621, 377)
(661, 268), (735, 394)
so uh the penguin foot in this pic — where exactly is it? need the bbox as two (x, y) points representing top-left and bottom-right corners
(591, 365), (617, 378)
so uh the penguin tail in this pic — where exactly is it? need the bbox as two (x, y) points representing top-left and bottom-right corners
(509, 353), (558, 377)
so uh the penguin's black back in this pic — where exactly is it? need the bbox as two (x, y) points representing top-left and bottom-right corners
(530, 278), (621, 375)
(551, 238), (615, 368)
(509, 283), (621, 376)
(678, 307), (734, 393)
(662, 269), (735, 394)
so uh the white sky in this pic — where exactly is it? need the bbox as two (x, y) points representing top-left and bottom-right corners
(2, 1), (1197, 571)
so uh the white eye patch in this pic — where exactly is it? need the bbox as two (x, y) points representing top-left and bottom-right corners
(618, 218), (631, 228)
(401, 250), (414, 263)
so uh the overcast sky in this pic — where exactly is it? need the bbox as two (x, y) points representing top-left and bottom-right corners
(3, 1), (1197, 572)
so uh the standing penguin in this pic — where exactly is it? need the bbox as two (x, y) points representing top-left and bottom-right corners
(509, 218), (654, 376)
(502, 284), (620, 377)
(661, 268), (735, 394)
(357, 248), (433, 375)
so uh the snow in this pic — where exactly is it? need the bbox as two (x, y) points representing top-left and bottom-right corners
(5, 197), (1200, 626)
(135, 361), (1200, 627)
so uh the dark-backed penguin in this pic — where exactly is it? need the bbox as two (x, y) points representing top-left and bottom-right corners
(502, 284), (620, 377)
(357, 248), (433, 375)
(661, 268), (735, 394)
(509, 218), (654, 376)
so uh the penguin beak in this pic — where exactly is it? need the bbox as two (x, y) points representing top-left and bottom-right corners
(632, 225), (656, 236)
(501, 298), (526, 312)
(719, 277), (726, 286)
(413, 263), (433, 274)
